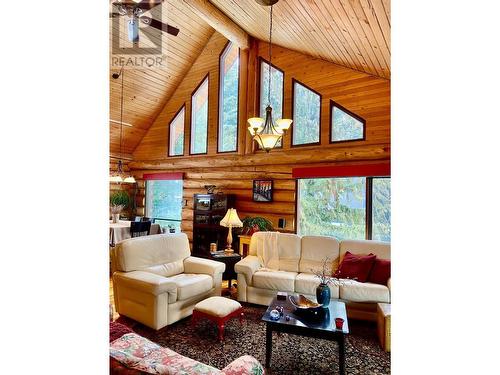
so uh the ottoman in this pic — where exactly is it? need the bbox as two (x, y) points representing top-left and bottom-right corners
(192, 296), (244, 341)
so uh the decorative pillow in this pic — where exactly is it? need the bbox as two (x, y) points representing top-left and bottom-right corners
(333, 251), (376, 282)
(368, 258), (391, 285)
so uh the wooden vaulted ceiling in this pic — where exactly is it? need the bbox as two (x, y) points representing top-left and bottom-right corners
(110, 0), (391, 157)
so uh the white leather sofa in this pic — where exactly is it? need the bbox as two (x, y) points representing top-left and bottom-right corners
(111, 233), (225, 330)
(235, 232), (390, 321)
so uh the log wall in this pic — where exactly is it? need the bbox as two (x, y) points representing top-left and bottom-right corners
(130, 32), (390, 247)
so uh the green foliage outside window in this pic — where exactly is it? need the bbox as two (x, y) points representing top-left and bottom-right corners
(191, 78), (208, 154)
(372, 178), (391, 241)
(331, 105), (364, 142)
(145, 180), (182, 231)
(293, 82), (321, 145)
(219, 44), (239, 152)
(298, 178), (366, 240)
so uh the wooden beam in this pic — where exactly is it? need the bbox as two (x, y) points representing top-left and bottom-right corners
(110, 152), (134, 161)
(129, 143), (390, 170)
(181, 0), (250, 49)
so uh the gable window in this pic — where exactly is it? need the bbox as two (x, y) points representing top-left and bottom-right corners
(218, 42), (239, 153)
(292, 79), (321, 146)
(330, 101), (365, 143)
(259, 58), (284, 148)
(168, 106), (185, 156)
(145, 174), (183, 232)
(190, 75), (209, 154)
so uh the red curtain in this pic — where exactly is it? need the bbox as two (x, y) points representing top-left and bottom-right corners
(143, 172), (184, 180)
(292, 163), (390, 179)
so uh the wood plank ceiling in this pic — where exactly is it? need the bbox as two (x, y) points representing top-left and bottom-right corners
(210, 0), (390, 79)
(110, 0), (391, 157)
(109, 0), (214, 156)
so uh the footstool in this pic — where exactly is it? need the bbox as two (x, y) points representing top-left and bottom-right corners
(192, 296), (244, 341)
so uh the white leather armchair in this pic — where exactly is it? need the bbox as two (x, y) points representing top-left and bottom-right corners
(111, 233), (225, 330)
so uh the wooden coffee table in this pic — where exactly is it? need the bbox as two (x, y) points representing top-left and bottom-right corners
(262, 294), (349, 375)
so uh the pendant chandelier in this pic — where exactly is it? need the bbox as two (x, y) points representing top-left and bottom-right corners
(247, 0), (292, 152)
(110, 68), (136, 184)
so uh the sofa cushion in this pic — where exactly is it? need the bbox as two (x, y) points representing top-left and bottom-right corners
(340, 239), (390, 262)
(168, 273), (213, 301)
(334, 251), (376, 282)
(252, 270), (297, 292)
(295, 273), (340, 299)
(143, 261), (184, 278)
(340, 280), (390, 303)
(114, 233), (191, 272)
(299, 236), (340, 274)
(368, 258), (391, 285)
(277, 233), (302, 272)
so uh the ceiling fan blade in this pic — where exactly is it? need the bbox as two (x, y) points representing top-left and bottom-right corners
(140, 16), (179, 36)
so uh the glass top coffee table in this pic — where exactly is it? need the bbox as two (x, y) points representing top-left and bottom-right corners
(262, 294), (349, 375)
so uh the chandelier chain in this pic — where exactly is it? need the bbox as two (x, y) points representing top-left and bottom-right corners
(119, 69), (124, 161)
(267, 5), (273, 106)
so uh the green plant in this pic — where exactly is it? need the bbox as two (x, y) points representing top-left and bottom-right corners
(242, 216), (273, 232)
(110, 190), (130, 208)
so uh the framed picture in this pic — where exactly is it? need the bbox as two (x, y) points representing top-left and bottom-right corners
(253, 180), (273, 202)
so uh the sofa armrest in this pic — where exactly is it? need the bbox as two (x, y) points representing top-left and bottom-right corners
(234, 255), (261, 285)
(221, 355), (264, 375)
(113, 271), (177, 296)
(387, 277), (391, 293)
(183, 256), (225, 277)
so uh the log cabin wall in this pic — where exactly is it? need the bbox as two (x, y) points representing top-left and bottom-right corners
(130, 32), (390, 248)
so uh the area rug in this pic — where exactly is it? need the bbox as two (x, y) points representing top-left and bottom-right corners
(116, 304), (390, 374)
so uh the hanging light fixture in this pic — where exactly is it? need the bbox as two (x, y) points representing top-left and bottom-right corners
(247, 0), (292, 152)
(110, 68), (136, 184)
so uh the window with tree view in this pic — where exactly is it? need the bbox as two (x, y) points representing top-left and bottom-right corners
(169, 106), (185, 156)
(190, 76), (209, 154)
(259, 59), (283, 147)
(145, 179), (183, 231)
(298, 177), (391, 241)
(218, 42), (239, 152)
(331, 102), (365, 142)
(293, 80), (321, 146)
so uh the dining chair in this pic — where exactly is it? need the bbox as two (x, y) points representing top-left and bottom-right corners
(134, 216), (143, 222)
(130, 221), (152, 238)
(141, 217), (151, 222)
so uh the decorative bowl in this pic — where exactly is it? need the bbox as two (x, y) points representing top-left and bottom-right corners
(289, 294), (323, 314)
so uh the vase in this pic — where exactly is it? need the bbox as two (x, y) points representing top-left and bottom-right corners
(316, 283), (330, 308)
(112, 213), (120, 223)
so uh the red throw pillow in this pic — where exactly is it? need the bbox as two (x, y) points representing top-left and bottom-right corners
(368, 258), (391, 285)
(334, 251), (376, 282)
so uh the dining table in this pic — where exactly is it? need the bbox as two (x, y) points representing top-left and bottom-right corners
(109, 220), (162, 246)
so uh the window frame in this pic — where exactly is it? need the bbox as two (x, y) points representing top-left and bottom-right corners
(217, 41), (240, 154)
(291, 78), (322, 148)
(189, 73), (210, 155)
(329, 100), (366, 144)
(256, 57), (285, 150)
(295, 175), (390, 241)
(167, 104), (186, 157)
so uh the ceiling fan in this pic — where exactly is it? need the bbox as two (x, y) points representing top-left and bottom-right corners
(110, 0), (179, 43)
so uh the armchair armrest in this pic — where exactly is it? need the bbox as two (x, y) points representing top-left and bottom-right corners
(221, 355), (264, 375)
(113, 271), (177, 296)
(183, 256), (225, 277)
(234, 255), (261, 285)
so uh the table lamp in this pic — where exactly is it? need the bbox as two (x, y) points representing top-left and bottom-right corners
(220, 208), (243, 253)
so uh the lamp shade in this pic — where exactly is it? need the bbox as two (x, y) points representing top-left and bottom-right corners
(220, 208), (243, 228)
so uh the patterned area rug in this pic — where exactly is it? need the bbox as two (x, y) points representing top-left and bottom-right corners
(116, 304), (390, 374)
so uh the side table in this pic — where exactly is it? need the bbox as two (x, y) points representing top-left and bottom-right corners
(238, 235), (252, 257)
(377, 302), (391, 352)
(210, 252), (242, 295)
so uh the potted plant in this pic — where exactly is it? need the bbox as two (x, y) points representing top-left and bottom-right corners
(241, 216), (274, 235)
(110, 190), (130, 223)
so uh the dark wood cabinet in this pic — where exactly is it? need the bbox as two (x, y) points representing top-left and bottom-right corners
(192, 193), (236, 258)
